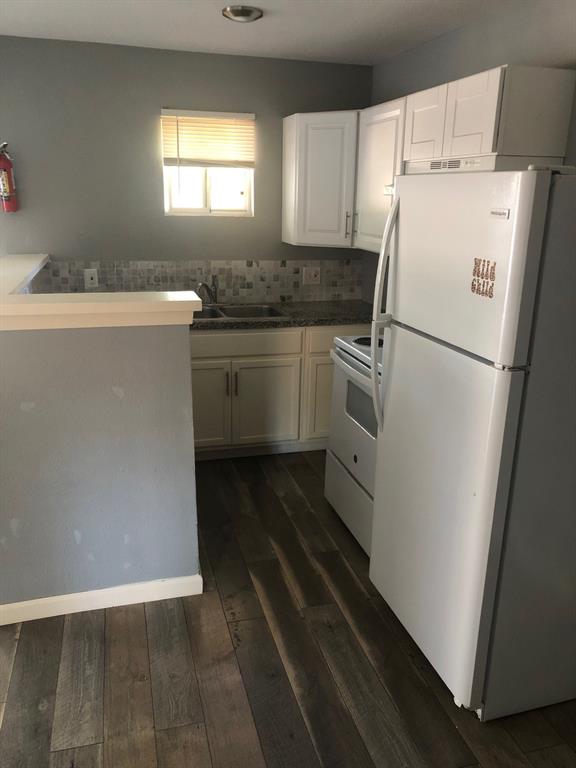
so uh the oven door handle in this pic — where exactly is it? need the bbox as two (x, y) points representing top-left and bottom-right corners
(330, 349), (372, 393)
(371, 314), (392, 431)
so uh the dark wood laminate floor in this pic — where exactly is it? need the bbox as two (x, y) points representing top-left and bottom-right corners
(1, 451), (575, 768)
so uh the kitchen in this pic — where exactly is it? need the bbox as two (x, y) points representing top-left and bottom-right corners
(1, 2), (576, 767)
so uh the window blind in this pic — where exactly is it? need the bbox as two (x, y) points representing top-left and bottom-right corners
(161, 110), (255, 168)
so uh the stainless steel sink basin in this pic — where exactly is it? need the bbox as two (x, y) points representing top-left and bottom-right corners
(195, 306), (225, 319)
(220, 305), (286, 318)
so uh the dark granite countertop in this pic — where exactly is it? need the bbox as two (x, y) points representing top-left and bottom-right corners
(190, 300), (372, 331)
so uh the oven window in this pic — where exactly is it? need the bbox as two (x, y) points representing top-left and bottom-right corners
(346, 381), (377, 438)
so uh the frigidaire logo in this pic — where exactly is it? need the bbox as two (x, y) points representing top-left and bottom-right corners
(490, 208), (510, 219)
(471, 258), (496, 299)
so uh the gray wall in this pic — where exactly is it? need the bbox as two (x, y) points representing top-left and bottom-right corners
(372, 0), (576, 162)
(0, 36), (371, 262)
(0, 325), (198, 604)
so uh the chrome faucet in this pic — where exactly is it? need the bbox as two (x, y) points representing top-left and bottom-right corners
(196, 274), (219, 304)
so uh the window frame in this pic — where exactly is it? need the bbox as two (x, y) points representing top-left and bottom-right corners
(161, 109), (255, 218)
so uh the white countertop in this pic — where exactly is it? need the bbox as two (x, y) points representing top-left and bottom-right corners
(0, 254), (202, 331)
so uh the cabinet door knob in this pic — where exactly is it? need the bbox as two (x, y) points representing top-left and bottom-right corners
(345, 211), (351, 238)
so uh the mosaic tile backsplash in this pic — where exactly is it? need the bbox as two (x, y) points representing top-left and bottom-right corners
(28, 259), (363, 303)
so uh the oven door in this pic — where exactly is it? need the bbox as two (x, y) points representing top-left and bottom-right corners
(328, 348), (377, 497)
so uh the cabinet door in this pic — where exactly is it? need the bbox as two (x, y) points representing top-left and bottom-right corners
(191, 360), (231, 447)
(403, 84), (448, 161)
(232, 357), (301, 444)
(354, 98), (405, 253)
(295, 112), (357, 247)
(304, 355), (334, 439)
(442, 68), (504, 157)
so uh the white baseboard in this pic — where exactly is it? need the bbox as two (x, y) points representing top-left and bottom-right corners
(0, 573), (203, 626)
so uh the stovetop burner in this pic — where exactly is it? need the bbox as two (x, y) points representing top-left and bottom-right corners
(354, 336), (383, 348)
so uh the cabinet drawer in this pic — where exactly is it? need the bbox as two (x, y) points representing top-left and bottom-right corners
(190, 329), (303, 359)
(325, 450), (373, 555)
(307, 324), (370, 354)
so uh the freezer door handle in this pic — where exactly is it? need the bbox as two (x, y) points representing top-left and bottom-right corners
(372, 194), (399, 322)
(371, 315), (392, 431)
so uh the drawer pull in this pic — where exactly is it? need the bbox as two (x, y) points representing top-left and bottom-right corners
(225, 371), (230, 396)
(234, 371), (239, 396)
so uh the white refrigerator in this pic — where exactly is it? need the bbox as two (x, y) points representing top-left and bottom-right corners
(368, 169), (576, 720)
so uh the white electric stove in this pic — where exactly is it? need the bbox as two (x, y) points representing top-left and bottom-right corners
(324, 333), (380, 554)
(333, 333), (383, 371)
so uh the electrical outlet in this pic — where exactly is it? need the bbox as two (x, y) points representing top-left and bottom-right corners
(303, 266), (321, 285)
(84, 268), (98, 290)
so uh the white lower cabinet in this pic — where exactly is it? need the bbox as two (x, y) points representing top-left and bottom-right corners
(190, 360), (232, 447)
(190, 324), (369, 451)
(303, 355), (334, 439)
(232, 357), (301, 444)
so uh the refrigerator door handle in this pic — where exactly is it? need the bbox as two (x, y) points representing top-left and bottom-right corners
(372, 195), (400, 322)
(371, 193), (399, 431)
(371, 314), (392, 431)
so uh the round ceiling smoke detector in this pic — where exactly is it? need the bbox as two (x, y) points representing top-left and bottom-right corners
(222, 5), (264, 22)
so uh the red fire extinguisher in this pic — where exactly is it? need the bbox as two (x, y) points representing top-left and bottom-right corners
(0, 142), (19, 213)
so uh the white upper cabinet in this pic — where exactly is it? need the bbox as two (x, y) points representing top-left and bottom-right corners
(282, 66), (574, 247)
(404, 65), (575, 165)
(354, 98), (405, 253)
(403, 84), (448, 161)
(442, 68), (504, 157)
(283, 111), (357, 247)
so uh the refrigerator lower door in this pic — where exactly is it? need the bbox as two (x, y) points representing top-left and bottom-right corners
(388, 171), (550, 366)
(369, 325), (523, 708)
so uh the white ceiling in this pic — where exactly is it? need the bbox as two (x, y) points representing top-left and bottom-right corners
(0, 0), (511, 65)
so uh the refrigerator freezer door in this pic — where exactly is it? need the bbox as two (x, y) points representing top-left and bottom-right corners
(369, 326), (523, 708)
(388, 171), (550, 366)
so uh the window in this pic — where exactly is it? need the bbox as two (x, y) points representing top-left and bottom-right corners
(161, 110), (255, 216)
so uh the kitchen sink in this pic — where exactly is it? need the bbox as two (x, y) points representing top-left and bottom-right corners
(195, 306), (225, 319)
(220, 305), (287, 318)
